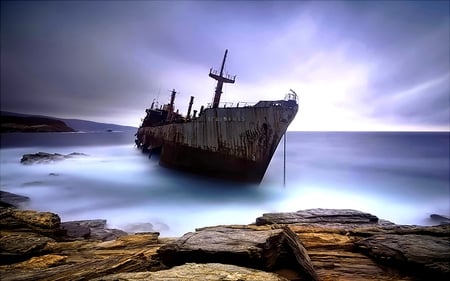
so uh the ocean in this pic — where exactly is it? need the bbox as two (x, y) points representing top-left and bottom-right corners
(0, 131), (449, 236)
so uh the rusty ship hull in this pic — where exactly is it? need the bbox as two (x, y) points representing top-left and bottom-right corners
(136, 100), (298, 183)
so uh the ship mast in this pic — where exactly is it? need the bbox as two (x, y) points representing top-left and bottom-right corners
(209, 49), (236, 108)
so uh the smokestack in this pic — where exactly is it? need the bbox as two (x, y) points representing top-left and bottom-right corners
(187, 96), (194, 119)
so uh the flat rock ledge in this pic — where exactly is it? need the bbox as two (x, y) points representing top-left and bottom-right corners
(0, 207), (448, 281)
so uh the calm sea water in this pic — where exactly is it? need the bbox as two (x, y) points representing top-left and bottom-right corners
(1, 131), (449, 236)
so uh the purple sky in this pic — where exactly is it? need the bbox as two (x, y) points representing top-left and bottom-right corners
(1, 1), (449, 131)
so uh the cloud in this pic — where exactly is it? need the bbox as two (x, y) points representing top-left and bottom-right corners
(1, 1), (448, 130)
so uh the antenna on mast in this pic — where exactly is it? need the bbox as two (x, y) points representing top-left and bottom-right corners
(209, 49), (236, 108)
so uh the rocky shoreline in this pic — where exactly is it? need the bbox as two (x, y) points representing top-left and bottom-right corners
(0, 192), (449, 281)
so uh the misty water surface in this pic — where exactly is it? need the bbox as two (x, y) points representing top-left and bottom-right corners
(0, 131), (448, 236)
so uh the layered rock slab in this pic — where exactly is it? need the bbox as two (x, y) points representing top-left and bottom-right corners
(94, 262), (289, 281)
(257, 208), (450, 281)
(357, 233), (450, 279)
(0, 233), (163, 281)
(158, 225), (319, 281)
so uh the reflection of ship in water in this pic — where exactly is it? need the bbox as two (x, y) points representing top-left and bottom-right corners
(135, 50), (298, 183)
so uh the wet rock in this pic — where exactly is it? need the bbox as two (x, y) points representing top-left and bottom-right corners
(90, 228), (128, 241)
(0, 249), (154, 281)
(0, 232), (54, 264)
(0, 191), (30, 208)
(9, 209), (60, 229)
(60, 222), (91, 239)
(260, 209), (450, 281)
(69, 219), (107, 228)
(356, 233), (450, 279)
(20, 152), (64, 164)
(0, 208), (448, 281)
(0, 233), (163, 281)
(158, 225), (319, 281)
(61, 219), (128, 241)
(430, 214), (450, 225)
(20, 152), (87, 165)
(93, 263), (290, 281)
(256, 208), (381, 226)
(0, 208), (60, 229)
(0, 208), (64, 239)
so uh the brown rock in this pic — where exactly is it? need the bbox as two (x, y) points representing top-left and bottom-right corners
(10, 209), (60, 229)
(356, 233), (450, 279)
(0, 251), (152, 281)
(263, 209), (450, 281)
(93, 263), (290, 281)
(0, 232), (54, 264)
(11, 254), (67, 269)
(0, 233), (163, 281)
(158, 225), (319, 281)
(0, 208), (64, 239)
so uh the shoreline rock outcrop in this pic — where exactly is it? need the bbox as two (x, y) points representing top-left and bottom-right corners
(0, 191), (30, 208)
(0, 204), (448, 281)
(20, 152), (88, 165)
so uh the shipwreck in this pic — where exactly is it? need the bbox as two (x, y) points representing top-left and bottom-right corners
(135, 50), (298, 183)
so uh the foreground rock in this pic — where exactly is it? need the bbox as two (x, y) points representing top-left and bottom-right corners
(94, 263), (289, 281)
(158, 225), (318, 281)
(257, 209), (450, 281)
(20, 152), (88, 165)
(0, 206), (449, 281)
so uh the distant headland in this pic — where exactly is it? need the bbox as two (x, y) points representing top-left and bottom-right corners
(1, 115), (75, 133)
(0, 111), (137, 133)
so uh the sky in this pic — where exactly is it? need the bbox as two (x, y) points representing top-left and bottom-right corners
(1, 0), (449, 131)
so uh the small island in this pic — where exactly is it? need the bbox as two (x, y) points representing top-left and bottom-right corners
(0, 115), (75, 133)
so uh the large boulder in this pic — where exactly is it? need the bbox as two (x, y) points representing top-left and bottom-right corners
(0, 208), (61, 235)
(158, 225), (319, 281)
(93, 263), (290, 281)
(356, 233), (450, 279)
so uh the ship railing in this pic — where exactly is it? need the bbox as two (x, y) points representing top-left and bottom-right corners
(206, 102), (235, 108)
(285, 89), (299, 103)
(209, 69), (236, 81)
(236, 102), (256, 107)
